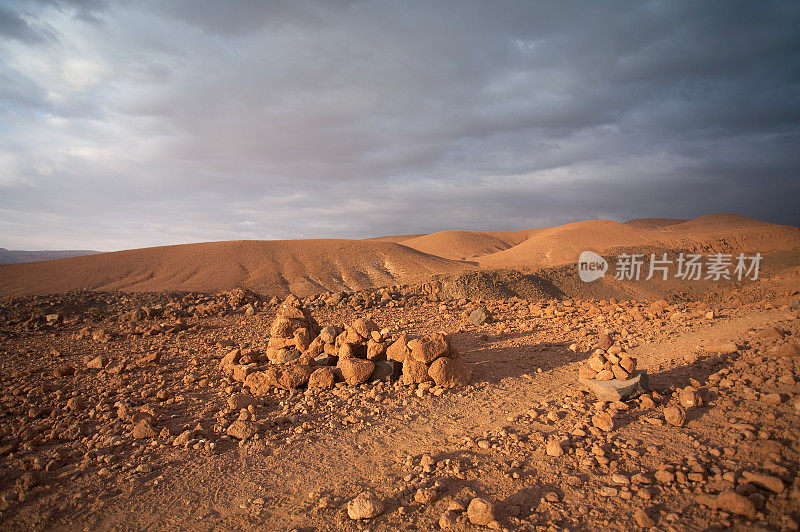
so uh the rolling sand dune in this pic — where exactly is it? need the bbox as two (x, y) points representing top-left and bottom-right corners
(0, 239), (470, 298)
(1, 214), (798, 299)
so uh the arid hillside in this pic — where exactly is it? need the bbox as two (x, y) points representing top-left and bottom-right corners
(1, 214), (798, 299)
(0, 240), (469, 298)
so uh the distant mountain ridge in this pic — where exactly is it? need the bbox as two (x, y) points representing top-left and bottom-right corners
(0, 248), (100, 265)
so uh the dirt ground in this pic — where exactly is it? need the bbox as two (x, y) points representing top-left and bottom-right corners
(1, 290), (799, 531)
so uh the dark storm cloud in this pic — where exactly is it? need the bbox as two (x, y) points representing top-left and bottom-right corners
(1, 0), (799, 250)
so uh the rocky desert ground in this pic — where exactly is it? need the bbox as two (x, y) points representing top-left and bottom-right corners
(1, 215), (799, 531)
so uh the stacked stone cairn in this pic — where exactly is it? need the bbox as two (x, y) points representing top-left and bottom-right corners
(219, 295), (472, 395)
(578, 333), (637, 382)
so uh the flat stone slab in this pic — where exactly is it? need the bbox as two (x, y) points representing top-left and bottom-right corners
(580, 370), (649, 402)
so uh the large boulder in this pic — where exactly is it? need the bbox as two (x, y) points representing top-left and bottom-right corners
(428, 357), (472, 387)
(278, 365), (315, 390)
(580, 370), (648, 402)
(469, 307), (492, 326)
(402, 358), (431, 385)
(408, 332), (450, 364)
(308, 367), (336, 390)
(386, 334), (411, 362)
(244, 368), (281, 395)
(338, 359), (375, 385)
(352, 317), (379, 339)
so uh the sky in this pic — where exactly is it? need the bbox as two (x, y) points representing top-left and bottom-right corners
(1, 0), (799, 251)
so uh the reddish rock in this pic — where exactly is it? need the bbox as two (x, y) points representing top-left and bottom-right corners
(338, 359), (375, 385)
(386, 334), (411, 362)
(402, 358), (431, 384)
(428, 357), (472, 387)
(408, 332), (450, 364)
(308, 367), (336, 390)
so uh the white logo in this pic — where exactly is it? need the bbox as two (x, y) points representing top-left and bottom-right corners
(578, 251), (608, 283)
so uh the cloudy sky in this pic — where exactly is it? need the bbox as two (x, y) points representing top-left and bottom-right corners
(1, 0), (799, 251)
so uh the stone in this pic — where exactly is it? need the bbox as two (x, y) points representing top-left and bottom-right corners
(278, 365), (315, 390)
(366, 339), (386, 360)
(316, 325), (336, 344)
(352, 318), (379, 339)
(308, 367), (336, 389)
(402, 358), (431, 385)
(469, 307), (493, 326)
(386, 334), (411, 362)
(664, 406), (686, 427)
(408, 332), (449, 364)
(86, 356), (107, 369)
(132, 419), (157, 439)
(439, 510), (458, 528)
(467, 497), (496, 526)
(227, 394), (258, 410)
(619, 355), (636, 373)
(414, 487), (438, 504)
(371, 360), (402, 382)
(54, 365), (75, 377)
(701, 491), (757, 518)
(655, 470), (675, 483)
(226, 419), (258, 440)
(293, 328), (311, 351)
(581, 370), (649, 401)
(743, 471), (785, 493)
(633, 508), (655, 527)
(587, 353), (606, 372)
(136, 351), (162, 366)
(347, 491), (384, 520)
(596, 369), (614, 381)
(679, 389), (702, 408)
(428, 357), (472, 387)
(546, 439), (564, 457)
(338, 343), (356, 360)
(66, 397), (86, 412)
(611, 365), (630, 380)
(597, 332), (614, 350)
(592, 412), (614, 432)
(771, 342), (800, 358)
(760, 393), (783, 405)
(338, 359), (375, 386)
(578, 366), (597, 380)
(245, 369), (280, 395)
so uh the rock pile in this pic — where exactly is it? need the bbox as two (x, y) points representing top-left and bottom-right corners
(578, 334), (648, 401)
(579, 347), (638, 381)
(388, 332), (472, 388)
(218, 296), (473, 396)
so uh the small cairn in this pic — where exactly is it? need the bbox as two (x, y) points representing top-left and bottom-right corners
(578, 332), (647, 401)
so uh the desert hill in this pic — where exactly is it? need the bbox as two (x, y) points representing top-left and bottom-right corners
(400, 230), (514, 261)
(0, 239), (469, 298)
(478, 214), (800, 269)
(1, 214), (798, 299)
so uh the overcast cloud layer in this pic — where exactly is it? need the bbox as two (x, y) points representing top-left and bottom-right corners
(1, 0), (799, 251)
